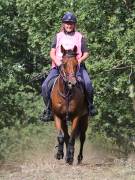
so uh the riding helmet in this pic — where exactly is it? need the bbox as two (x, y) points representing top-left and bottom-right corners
(62, 12), (77, 23)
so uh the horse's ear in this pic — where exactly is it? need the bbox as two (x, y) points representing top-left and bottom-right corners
(73, 45), (77, 53)
(61, 45), (66, 55)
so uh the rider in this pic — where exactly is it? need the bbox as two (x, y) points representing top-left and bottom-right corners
(41, 12), (97, 121)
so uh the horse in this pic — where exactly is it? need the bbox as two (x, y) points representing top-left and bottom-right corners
(51, 45), (89, 165)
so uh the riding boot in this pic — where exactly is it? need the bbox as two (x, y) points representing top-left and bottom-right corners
(40, 100), (53, 122)
(87, 93), (98, 117)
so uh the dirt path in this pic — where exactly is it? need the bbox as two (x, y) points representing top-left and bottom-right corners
(0, 142), (135, 180)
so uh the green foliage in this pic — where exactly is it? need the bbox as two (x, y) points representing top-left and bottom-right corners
(0, 0), (135, 152)
(81, 0), (135, 147)
(0, 123), (55, 162)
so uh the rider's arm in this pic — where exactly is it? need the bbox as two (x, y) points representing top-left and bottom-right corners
(50, 48), (56, 63)
(50, 48), (62, 67)
(50, 36), (62, 66)
(78, 52), (89, 64)
(78, 37), (89, 64)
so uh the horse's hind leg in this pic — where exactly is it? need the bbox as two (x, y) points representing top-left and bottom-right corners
(63, 123), (70, 149)
(77, 132), (86, 164)
(77, 116), (88, 164)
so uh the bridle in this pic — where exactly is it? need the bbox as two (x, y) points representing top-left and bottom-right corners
(59, 64), (77, 84)
(58, 51), (78, 98)
(56, 48), (81, 121)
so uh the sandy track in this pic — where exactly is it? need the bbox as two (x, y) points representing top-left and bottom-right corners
(0, 142), (135, 180)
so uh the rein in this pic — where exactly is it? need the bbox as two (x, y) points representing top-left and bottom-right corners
(54, 47), (79, 122)
(58, 73), (71, 99)
(57, 72), (72, 122)
(57, 49), (80, 99)
(57, 57), (76, 122)
(59, 52), (77, 84)
(58, 66), (74, 99)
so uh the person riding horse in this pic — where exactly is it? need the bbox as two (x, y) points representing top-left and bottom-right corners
(41, 12), (97, 121)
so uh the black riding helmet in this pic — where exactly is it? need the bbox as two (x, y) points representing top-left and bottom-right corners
(62, 12), (77, 23)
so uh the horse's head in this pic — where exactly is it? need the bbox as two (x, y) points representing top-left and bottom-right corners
(60, 45), (78, 89)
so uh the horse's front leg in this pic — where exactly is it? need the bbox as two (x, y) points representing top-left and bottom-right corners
(66, 117), (79, 165)
(56, 130), (64, 160)
(54, 116), (64, 160)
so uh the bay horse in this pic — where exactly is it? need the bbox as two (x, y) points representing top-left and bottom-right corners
(51, 45), (89, 165)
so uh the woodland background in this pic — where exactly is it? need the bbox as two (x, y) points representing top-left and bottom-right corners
(0, 0), (135, 162)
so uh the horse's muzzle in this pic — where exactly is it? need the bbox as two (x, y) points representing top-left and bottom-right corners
(68, 77), (77, 89)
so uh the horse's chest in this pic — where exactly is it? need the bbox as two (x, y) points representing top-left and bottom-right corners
(53, 97), (83, 114)
(51, 86), (86, 114)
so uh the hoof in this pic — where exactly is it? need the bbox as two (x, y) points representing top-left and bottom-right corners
(77, 159), (82, 165)
(65, 157), (74, 165)
(55, 152), (64, 160)
(77, 155), (83, 164)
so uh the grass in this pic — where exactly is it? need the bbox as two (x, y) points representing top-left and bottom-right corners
(0, 122), (134, 163)
(0, 122), (56, 164)
(0, 123), (135, 180)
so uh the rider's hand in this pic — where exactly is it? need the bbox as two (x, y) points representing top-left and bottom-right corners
(78, 59), (82, 65)
(56, 59), (62, 67)
(78, 59), (82, 68)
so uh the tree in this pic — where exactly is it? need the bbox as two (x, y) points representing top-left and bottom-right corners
(0, 0), (135, 149)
